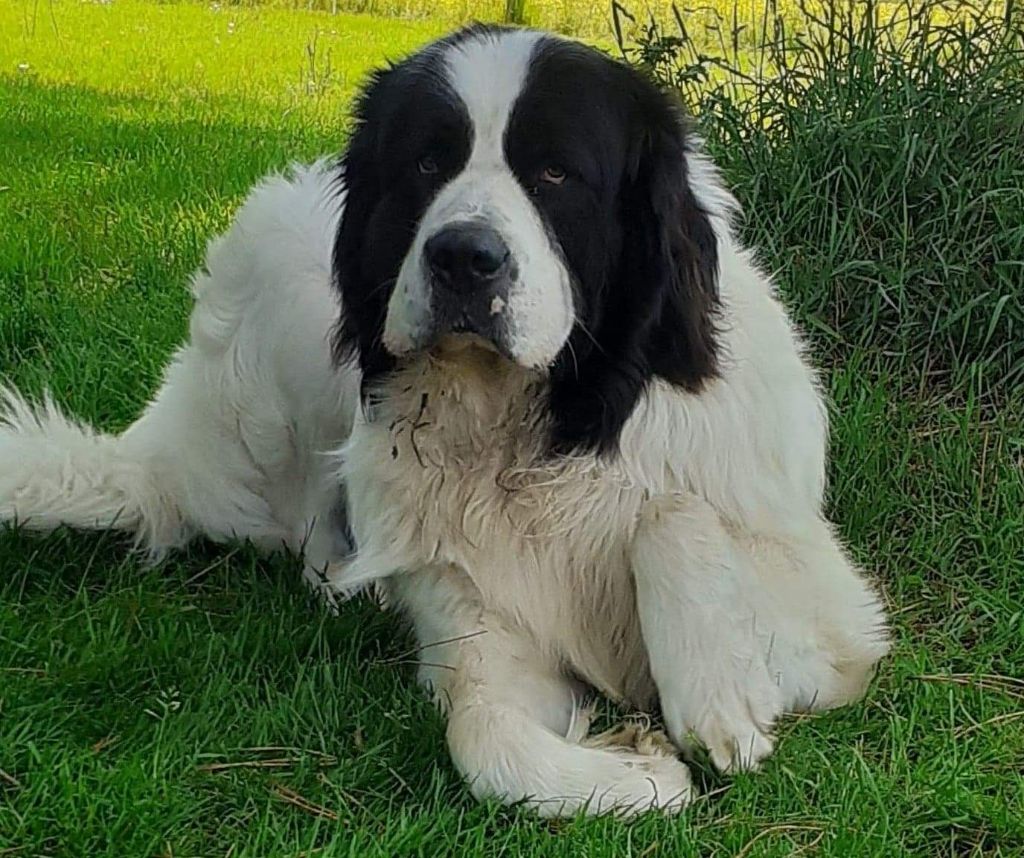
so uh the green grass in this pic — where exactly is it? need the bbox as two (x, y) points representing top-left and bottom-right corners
(622, 0), (1024, 397)
(132, 0), (977, 41)
(1, 1), (1023, 855)
(35, 0), (775, 39)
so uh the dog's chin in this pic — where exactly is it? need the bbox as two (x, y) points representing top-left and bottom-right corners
(432, 331), (502, 357)
(385, 321), (526, 373)
(428, 332), (514, 377)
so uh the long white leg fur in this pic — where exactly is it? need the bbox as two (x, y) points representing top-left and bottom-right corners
(632, 492), (889, 772)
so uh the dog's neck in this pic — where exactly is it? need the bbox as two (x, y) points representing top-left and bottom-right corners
(369, 347), (551, 464)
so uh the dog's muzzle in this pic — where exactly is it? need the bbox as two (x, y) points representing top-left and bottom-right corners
(424, 221), (514, 350)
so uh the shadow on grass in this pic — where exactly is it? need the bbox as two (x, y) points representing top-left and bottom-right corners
(0, 77), (345, 422)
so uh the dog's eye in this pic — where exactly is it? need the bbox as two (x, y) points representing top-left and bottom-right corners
(540, 165), (567, 185)
(417, 155), (439, 176)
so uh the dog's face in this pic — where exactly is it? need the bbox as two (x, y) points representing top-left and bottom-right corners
(334, 25), (721, 453)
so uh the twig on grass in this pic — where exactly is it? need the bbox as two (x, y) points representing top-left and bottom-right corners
(239, 745), (336, 759)
(184, 547), (240, 586)
(954, 709), (1024, 737)
(272, 784), (340, 822)
(736, 823), (826, 858)
(198, 755), (337, 773)
(90, 735), (119, 753)
(0, 768), (21, 788)
(916, 673), (1024, 701)
(197, 746), (338, 773)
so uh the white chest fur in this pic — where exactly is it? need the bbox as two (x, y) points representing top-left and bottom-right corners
(339, 349), (656, 703)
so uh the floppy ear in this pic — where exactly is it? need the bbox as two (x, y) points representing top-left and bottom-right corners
(549, 83), (720, 456)
(331, 67), (397, 390)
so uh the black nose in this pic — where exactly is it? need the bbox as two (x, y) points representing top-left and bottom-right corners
(425, 223), (510, 290)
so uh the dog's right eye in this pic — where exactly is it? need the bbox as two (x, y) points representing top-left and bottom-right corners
(540, 165), (566, 185)
(417, 155), (439, 175)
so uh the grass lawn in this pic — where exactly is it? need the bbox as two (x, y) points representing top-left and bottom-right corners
(1, 0), (1022, 855)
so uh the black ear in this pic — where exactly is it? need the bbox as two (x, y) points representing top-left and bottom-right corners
(331, 67), (397, 390)
(549, 80), (720, 456)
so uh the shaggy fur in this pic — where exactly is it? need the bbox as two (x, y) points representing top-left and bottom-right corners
(0, 26), (889, 817)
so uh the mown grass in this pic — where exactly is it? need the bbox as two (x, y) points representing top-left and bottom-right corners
(37, 0), (758, 39)
(144, 0), (942, 40)
(1, 0), (1023, 855)
(5, 0), (445, 117)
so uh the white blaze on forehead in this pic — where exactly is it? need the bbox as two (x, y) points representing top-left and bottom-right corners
(443, 30), (545, 162)
(383, 28), (576, 369)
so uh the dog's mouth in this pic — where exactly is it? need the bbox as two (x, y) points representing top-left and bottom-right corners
(421, 300), (515, 362)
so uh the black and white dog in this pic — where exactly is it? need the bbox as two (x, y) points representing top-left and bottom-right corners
(0, 26), (889, 815)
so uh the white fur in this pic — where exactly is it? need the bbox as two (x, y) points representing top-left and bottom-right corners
(385, 29), (575, 369)
(0, 31), (890, 818)
(0, 161), (356, 581)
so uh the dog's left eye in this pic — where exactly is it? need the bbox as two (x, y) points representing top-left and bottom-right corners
(417, 155), (439, 175)
(540, 165), (567, 185)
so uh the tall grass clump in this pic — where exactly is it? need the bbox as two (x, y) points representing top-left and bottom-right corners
(504, 0), (529, 25)
(617, 0), (1024, 400)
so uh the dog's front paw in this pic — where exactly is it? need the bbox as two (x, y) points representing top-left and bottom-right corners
(571, 718), (692, 816)
(616, 752), (694, 816)
(559, 747), (693, 818)
(665, 668), (784, 773)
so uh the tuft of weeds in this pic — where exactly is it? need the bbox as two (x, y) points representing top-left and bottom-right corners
(504, 0), (529, 25)
(299, 28), (337, 98)
(616, 0), (1024, 403)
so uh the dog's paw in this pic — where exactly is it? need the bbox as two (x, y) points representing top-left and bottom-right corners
(666, 671), (783, 774)
(693, 711), (775, 774)
(574, 719), (692, 816)
(609, 752), (693, 817)
(531, 750), (693, 818)
(584, 716), (676, 758)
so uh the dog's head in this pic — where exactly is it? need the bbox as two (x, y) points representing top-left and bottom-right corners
(334, 25), (723, 454)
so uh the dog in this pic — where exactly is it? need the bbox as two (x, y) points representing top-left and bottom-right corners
(0, 25), (889, 816)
